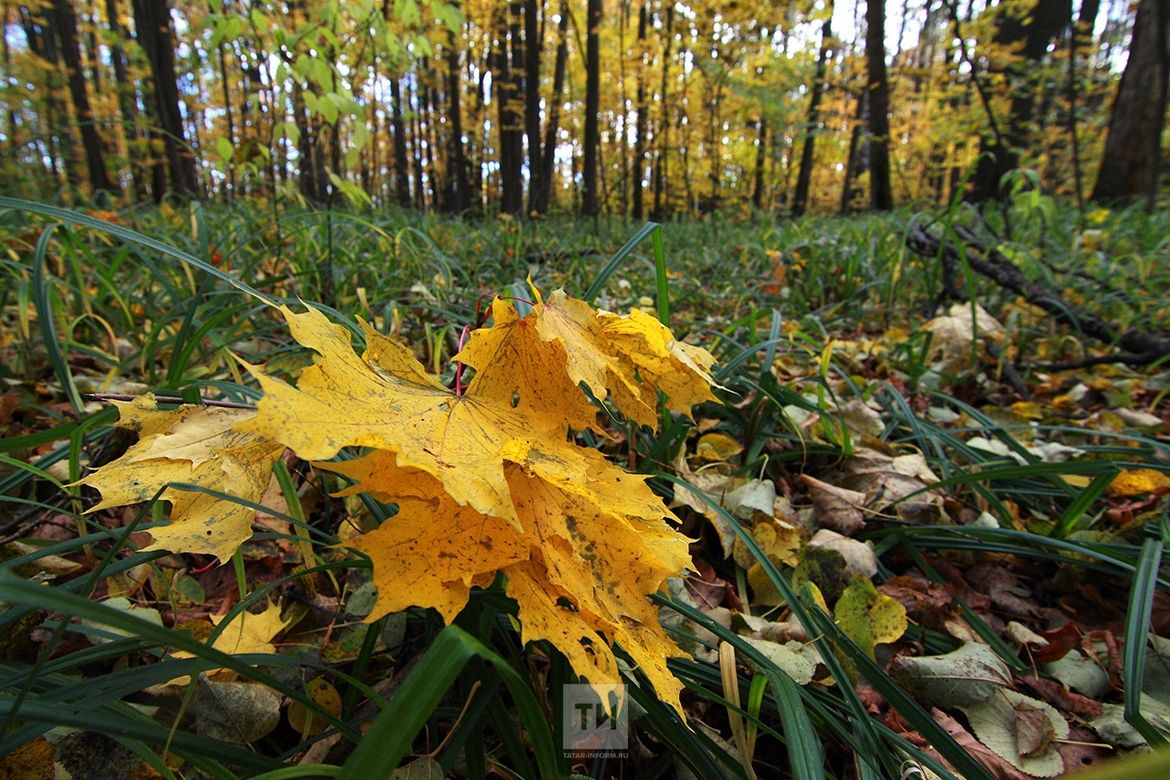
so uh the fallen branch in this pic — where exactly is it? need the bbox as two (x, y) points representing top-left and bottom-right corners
(907, 224), (1170, 366)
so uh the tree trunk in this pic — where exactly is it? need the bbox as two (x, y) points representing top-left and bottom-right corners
(840, 89), (868, 214)
(1091, 0), (1169, 207)
(447, 38), (470, 213)
(752, 117), (768, 210)
(495, 2), (523, 215)
(389, 76), (411, 207)
(792, 13), (833, 217)
(652, 4), (674, 220)
(536, 0), (569, 213)
(50, 0), (119, 194)
(631, 1), (650, 219)
(866, 0), (894, 209)
(132, 0), (198, 197)
(582, 0), (602, 216)
(523, 0), (543, 214)
(22, 5), (78, 189)
(968, 0), (1071, 202)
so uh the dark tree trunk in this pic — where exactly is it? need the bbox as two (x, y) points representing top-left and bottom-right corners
(447, 39), (470, 213)
(389, 76), (411, 207)
(752, 116), (768, 210)
(652, 4), (674, 220)
(132, 0), (198, 197)
(1091, 0), (1169, 207)
(215, 37), (237, 198)
(841, 89), (868, 214)
(792, 13), (833, 217)
(108, 0), (146, 201)
(631, 1), (650, 219)
(535, 0), (568, 213)
(866, 0), (894, 209)
(523, 0), (543, 213)
(50, 0), (119, 194)
(582, 0), (602, 216)
(968, 0), (1071, 202)
(495, 2), (523, 215)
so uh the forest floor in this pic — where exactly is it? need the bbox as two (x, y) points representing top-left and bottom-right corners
(1, 196), (1169, 779)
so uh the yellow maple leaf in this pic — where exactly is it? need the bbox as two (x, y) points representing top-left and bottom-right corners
(598, 308), (719, 426)
(454, 294), (605, 432)
(236, 304), (543, 527)
(77, 395), (285, 562)
(321, 451), (529, 623)
(170, 601), (291, 682)
(81, 290), (718, 717)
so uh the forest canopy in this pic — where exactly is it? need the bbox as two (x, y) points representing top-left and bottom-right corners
(0, 0), (1163, 215)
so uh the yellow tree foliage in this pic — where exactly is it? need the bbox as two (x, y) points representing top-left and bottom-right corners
(79, 287), (717, 713)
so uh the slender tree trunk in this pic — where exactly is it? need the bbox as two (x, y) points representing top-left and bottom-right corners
(752, 117), (768, 210)
(866, 0), (894, 209)
(389, 76), (411, 206)
(23, 5), (78, 189)
(582, 0), (602, 216)
(792, 13), (833, 217)
(523, 0), (543, 213)
(1091, 0), (1169, 206)
(968, 0), (1071, 202)
(447, 38), (470, 213)
(495, 2), (523, 215)
(841, 89), (868, 214)
(410, 77), (426, 209)
(536, 0), (568, 213)
(215, 33), (237, 198)
(652, 4), (673, 219)
(132, 0), (198, 196)
(631, 1), (649, 219)
(50, 0), (119, 194)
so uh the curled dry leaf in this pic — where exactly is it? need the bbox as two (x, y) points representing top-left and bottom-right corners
(800, 474), (867, 535)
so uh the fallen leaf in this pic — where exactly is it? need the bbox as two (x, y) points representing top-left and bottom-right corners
(194, 676), (282, 744)
(288, 677), (343, 737)
(891, 642), (1012, 708)
(1108, 468), (1170, 497)
(171, 600), (291, 682)
(808, 529), (877, 579)
(694, 432), (744, 462)
(960, 689), (1068, 776)
(800, 474), (866, 535)
(77, 395), (285, 562)
(833, 579), (907, 657)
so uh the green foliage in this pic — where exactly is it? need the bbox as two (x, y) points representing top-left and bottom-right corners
(0, 199), (1168, 777)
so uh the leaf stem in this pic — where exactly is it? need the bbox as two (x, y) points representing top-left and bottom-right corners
(453, 324), (473, 397)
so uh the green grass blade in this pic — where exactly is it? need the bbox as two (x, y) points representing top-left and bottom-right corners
(338, 625), (558, 779)
(763, 669), (825, 780)
(583, 222), (661, 303)
(1123, 532), (1168, 748)
(31, 224), (84, 415)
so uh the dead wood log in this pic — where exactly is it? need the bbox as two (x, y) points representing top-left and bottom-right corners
(907, 224), (1170, 366)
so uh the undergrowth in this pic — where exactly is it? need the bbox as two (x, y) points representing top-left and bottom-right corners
(1, 195), (1169, 779)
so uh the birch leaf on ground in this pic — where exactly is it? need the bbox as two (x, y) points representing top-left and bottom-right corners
(76, 395), (284, 562)
(833, 579), (908, 657)
(958, 689), (1068, 777)
(891, 641), (1013, 707)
